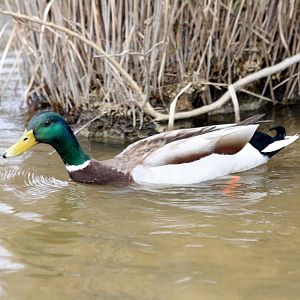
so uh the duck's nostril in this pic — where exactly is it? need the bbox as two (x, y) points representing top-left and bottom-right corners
(23, 137), (28, 141)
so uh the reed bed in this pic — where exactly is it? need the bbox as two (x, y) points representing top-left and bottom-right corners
(1, 0), (300, 122)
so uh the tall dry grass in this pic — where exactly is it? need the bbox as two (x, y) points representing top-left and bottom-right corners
(2, 0), (300, 118)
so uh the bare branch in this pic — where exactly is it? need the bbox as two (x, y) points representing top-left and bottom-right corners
(155, 52), (300, 121)
(228, 85), (240, 122)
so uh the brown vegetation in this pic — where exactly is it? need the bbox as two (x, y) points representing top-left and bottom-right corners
(1, 0), (300, 128)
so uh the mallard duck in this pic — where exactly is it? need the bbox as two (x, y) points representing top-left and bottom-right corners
(2, 112), (298, 185)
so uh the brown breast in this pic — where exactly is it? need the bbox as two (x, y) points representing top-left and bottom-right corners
(68, 160), (133, 185)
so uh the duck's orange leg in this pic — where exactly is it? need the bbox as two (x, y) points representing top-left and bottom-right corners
(223, 175), (241, 194)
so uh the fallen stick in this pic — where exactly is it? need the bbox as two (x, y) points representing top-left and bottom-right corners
(155, 52), (300, 121)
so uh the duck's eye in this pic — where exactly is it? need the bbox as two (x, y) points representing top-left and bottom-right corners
(44, 120), (51, 127)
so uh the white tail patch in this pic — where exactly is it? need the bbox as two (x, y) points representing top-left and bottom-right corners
(262, 134), (299, 153)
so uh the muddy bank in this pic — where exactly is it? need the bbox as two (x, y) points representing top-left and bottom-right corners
(74, 95), (269, 143)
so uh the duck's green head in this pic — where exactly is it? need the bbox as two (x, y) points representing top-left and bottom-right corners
(3, 112), (90, 166)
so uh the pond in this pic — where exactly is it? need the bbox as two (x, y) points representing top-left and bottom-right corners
(1, 16), (300, 298)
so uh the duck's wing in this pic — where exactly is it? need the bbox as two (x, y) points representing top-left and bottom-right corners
(114, 125), (216, 170)
(142, 124), (259, 166)
(112, 115), (265, 172)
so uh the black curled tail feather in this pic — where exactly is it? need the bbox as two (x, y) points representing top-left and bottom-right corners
(269, 126), (286, 140)
(249, 126), (287, 158)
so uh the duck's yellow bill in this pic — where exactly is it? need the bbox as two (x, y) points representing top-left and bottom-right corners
(2, 130), (38, 158)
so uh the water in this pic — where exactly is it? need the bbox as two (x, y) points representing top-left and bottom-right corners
(0, 98), (300, 300)
(1, 19), (300, 299)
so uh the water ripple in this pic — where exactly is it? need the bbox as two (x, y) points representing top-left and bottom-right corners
(0, 165), (68, 202)
(0, 245), (24, 272)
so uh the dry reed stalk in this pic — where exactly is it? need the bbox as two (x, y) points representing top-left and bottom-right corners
(0, 48), (23, 99)
(0, 22), (18, 103)
(0, 0), (300, 124)
(0, 24), (16, 79)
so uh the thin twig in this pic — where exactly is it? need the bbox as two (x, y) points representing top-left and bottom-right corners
(94, 41), (164, 58)
(74, 112), (106, 135)
(168, 82), (192, 130)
